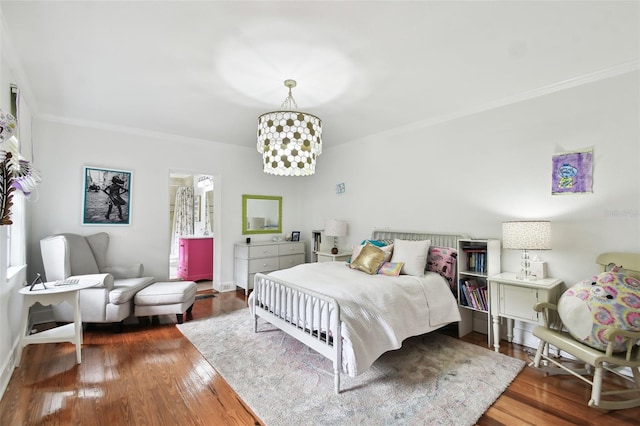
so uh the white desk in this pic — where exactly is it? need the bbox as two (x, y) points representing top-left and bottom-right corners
(17, 279), (98, 366)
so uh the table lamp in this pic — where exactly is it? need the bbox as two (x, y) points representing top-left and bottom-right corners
(502, 220), (551, 280)
(324, 220), (347, 254)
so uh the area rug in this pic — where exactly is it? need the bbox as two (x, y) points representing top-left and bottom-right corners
(177, 309), (525, 426)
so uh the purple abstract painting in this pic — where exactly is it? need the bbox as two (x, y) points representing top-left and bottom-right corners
(552, 149), (593, 195)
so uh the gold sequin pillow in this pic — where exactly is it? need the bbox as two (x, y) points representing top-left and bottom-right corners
(349, 243), (387, 275)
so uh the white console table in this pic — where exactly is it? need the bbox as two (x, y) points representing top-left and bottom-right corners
(488, 272), (562, 353)
(17, 279), (98, 366)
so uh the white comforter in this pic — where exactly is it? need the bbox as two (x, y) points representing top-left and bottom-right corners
(252, 261), (461, 377)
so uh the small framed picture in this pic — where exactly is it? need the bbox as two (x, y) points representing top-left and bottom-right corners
(83, 166), (132, 225)
(291, 231), (300, 242)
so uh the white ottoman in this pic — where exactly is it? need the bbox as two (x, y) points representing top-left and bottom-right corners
(134, 281), (197, 324)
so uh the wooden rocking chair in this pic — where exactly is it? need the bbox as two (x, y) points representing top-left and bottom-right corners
(530, 252), (640, 410)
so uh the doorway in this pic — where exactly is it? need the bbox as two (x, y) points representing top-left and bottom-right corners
(169, 172), (214, 280)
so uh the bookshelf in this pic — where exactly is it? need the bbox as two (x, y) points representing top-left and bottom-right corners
(311, 230), (322, 262)
(457, 238), (501, 346)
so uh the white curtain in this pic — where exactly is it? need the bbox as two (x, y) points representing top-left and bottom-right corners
(171, 186), (194, 257)
(203, 193), (212, 235)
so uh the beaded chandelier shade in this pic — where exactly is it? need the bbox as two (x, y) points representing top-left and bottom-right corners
(257, 80), (322, 176)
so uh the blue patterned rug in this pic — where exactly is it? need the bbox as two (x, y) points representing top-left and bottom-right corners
(178, 309), (525, 426)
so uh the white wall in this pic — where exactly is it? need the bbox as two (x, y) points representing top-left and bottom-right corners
(27, 118), (305, 288)
(302, 71), (639, 290)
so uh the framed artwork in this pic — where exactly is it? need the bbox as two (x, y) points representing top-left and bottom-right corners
(83, 166), (132, 225)
(291, 231), (300, 242)
(552, 148), (593, 195)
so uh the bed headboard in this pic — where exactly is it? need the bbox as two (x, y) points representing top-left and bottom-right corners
(596, 252), (640, 279)
(370, 230), (466, 249)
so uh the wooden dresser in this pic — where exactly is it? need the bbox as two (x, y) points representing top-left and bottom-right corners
(234, 241), (305, 294)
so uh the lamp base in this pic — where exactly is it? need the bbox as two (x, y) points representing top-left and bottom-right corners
(516, 249), (537, 280)
(331, 247), (339, 255)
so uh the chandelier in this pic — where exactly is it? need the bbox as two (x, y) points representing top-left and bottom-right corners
(257, 80), (322, 176)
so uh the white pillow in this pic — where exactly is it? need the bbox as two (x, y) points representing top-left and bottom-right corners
(390, 239), (431, 276)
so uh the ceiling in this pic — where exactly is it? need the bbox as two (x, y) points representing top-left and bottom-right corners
(1, 1), (638, 149)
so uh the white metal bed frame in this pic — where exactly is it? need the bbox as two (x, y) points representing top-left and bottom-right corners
(252, 230), (464, 394)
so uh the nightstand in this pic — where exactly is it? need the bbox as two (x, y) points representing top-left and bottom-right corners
(315, 251), (351, 263)
(488, 272), (563, 352)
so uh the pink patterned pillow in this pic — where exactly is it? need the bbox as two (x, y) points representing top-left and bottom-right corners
(427, 246), (458, 288)
(378, 262), (404, 277)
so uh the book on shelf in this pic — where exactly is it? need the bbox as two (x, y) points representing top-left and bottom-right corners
(458, 281), (469, 306)
(312, 231), (322, 252)
(463, 248), (487, 274)
(478, 286), (488, 310)
(459, 279), (473, 308)
(459, 279), (488, 311)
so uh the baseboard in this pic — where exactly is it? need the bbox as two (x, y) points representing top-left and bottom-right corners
(510, 321), (539, 349)
(0, 334), (19, 401)
(216, 281), (236, 292)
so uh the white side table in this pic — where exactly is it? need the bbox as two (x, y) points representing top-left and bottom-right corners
(316, 251), (351, 263)
(488, 272), (563, 353)
(17, 279), (98, 366)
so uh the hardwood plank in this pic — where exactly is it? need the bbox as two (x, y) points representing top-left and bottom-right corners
(2, 289), (639, 425)
(484, 395), (577, 426)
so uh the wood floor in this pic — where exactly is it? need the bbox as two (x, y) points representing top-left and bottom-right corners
(1, 289), (639, 425)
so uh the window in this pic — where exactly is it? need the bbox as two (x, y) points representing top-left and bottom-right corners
(5, 84), (27, 274)
(6, 192), (25, 269)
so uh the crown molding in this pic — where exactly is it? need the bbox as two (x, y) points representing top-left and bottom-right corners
(36, 60), (640, 150)
(35, 113), (232, 149)
(351, 60), (640, 145)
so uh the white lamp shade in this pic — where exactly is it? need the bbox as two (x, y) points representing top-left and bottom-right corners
(324, 220), (347, 237)
(502, 221), (551, 250)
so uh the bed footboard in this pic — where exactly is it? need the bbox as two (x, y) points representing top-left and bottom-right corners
(253, 273), (342, 394)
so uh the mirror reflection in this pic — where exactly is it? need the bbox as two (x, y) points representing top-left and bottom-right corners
(242, 194), (282, 235)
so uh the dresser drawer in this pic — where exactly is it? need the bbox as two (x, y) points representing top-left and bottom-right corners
(234, 241), (306, 294)
(279, 254), (305, 269)
(279, 242), (305, 256)
(248, 244), (279, 258)
(248, 257), (280, 273)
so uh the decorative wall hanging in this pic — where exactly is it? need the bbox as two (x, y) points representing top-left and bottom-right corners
(552, 148), (593, 195)
(83, 166), (133, 225)
(0, 109), (42, 225)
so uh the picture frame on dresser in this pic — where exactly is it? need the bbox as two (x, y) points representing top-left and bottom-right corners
(291, 231), (300, 242)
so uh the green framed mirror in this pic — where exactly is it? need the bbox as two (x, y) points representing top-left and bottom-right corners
(242, 194), (282, 235)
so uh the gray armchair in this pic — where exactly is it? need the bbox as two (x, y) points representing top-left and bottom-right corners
(40, 232), (155, 326)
